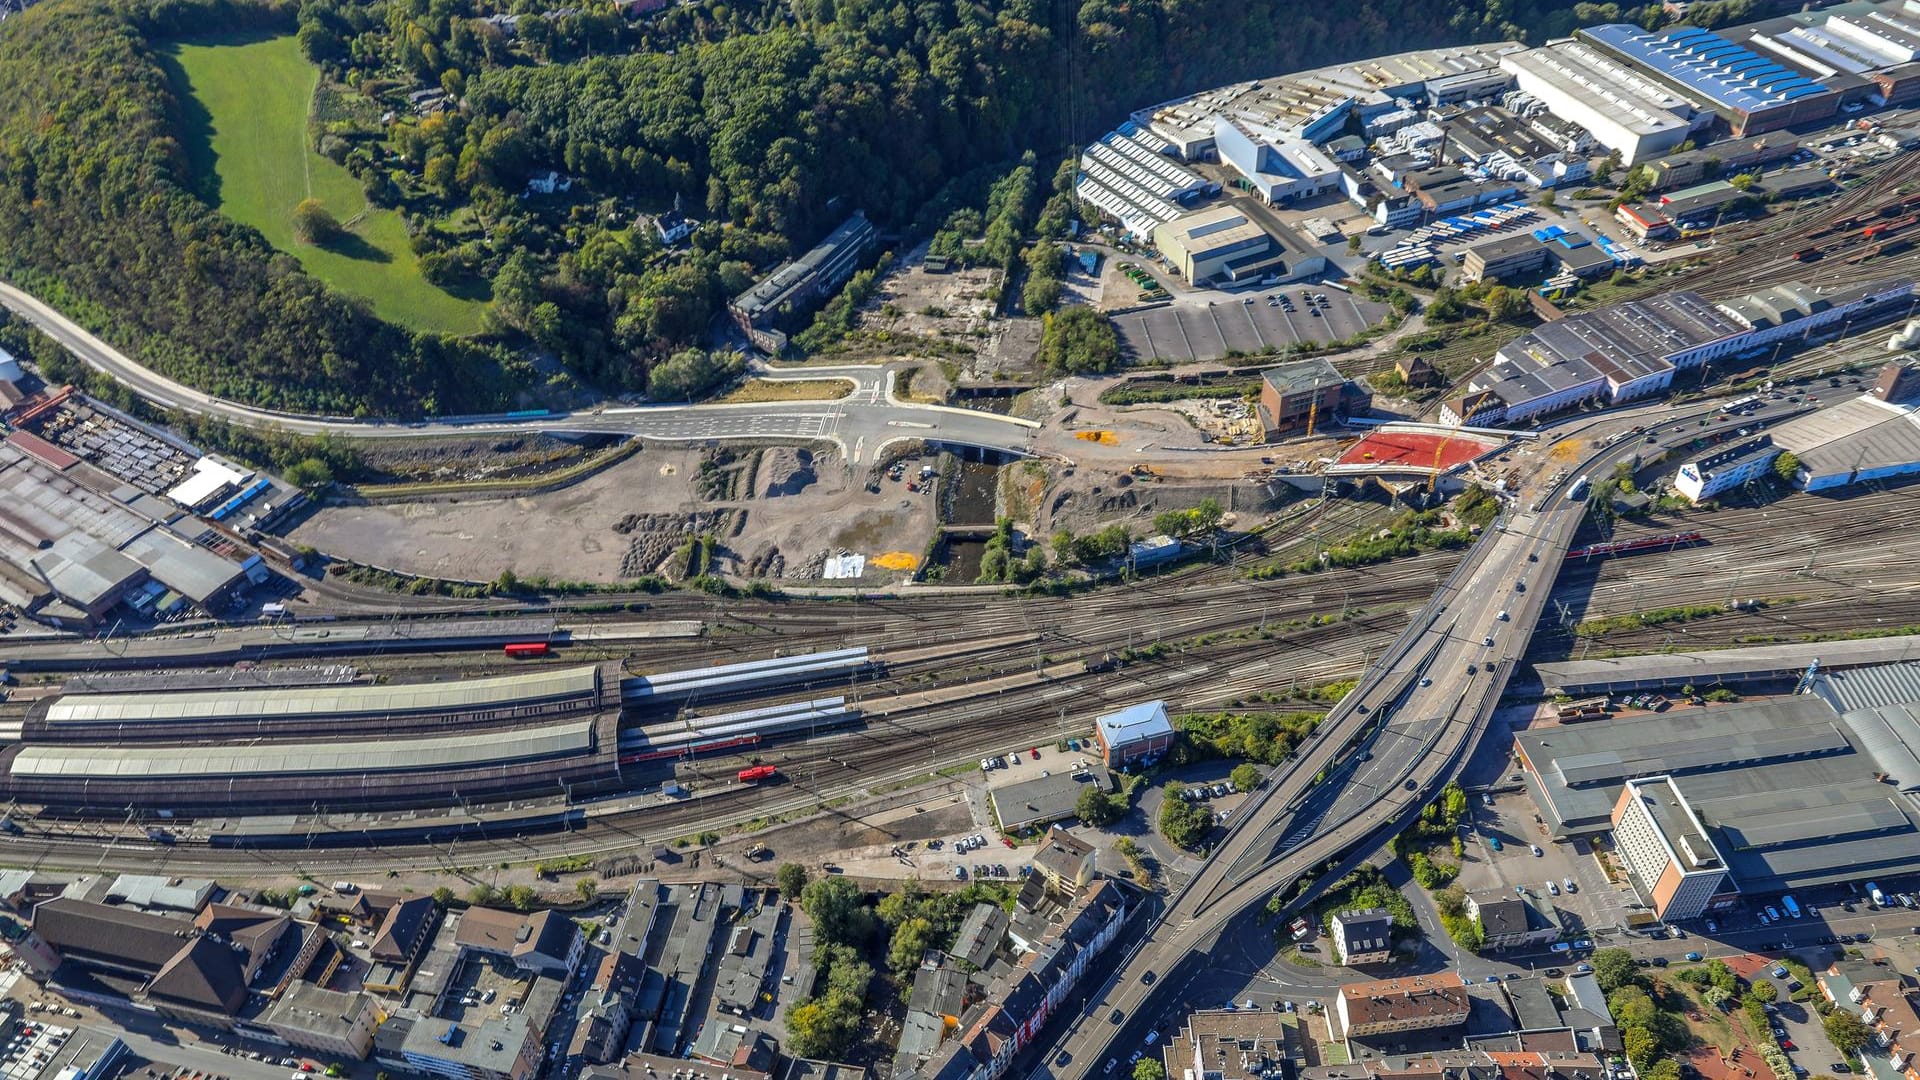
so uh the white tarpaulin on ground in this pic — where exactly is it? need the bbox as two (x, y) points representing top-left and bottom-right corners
(822, 553), (866, 579)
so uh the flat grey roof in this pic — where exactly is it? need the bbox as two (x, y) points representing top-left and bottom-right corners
(1517, 695), (1843, 827)
(10, 718), (595, 779)
(44, 665), (599, 724)
(1260, 357), (1345, 397)
(1535, 634), (1920, 693)
(1520, 690), (1920, 892)
(1771, 394), (1920, 481)
(990, 766), (1114, 831)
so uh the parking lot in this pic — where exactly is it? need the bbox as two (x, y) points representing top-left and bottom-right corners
(1111, 289), (1388, 364)
(1460, 787), (1635, 939)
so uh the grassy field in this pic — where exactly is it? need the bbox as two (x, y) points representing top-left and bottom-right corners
(160, 33), (489, 336)
(717, 378), (854, 404)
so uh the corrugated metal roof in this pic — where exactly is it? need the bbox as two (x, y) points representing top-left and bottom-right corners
(1821, 661), (1920, 712)
(1840, 702), (1920, 789)
(11, 719), (595, 779)
(45, 665), (600, 723)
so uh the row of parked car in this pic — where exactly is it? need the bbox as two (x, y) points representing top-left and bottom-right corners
(1179, 780), (1238, 802)
(981, 747), (1049, 771)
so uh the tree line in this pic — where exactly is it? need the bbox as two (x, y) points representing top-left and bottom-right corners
(2, 0), (1619, 413)
(0, 0), (524, 416)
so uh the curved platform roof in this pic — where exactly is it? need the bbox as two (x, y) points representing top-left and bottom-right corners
(42, 665), (601, 724)
(11, 718), (596, 779)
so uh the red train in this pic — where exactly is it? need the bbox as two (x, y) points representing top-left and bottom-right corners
(503, 641), (551, 658)
(738, 764), (778, 783)
(1565, 532), (1704, 560)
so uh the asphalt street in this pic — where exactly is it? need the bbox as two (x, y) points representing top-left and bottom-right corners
(0, 283), (1037, 459)
(1040, 399), (1768, 1078)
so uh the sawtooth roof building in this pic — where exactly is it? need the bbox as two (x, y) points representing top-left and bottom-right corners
(1579, 23), (1841, 136)
(1440, 279), (1914, 427)
(1724, 0), (1920, 109)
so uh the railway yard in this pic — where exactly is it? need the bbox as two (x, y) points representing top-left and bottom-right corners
(6, 452), (1920, 879)
(8, 31), (1920, 1080)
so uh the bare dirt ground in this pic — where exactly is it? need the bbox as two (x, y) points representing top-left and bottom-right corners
(849, 242), (1044, 380)
(291, 442), (940, 584)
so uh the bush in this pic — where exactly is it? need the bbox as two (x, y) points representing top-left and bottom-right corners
(292, 198), (343, 245)
(1038, 306), (1120, 375)
(777, 863), (809, 899)
(1229, 763), (1261, 792)
(1158, 792), (1213, 849)
(648, 348), (746, 401)
(1076, 785), (1125, 827)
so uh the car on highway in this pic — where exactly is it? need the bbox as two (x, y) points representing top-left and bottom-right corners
(1531, 844), (1543, 856)
(1419, 677), (1431, 687)
(1141, 971), (1156, 985)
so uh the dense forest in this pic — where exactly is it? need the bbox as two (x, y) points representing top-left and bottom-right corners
(0, 0), (1664, 413)
(0, 0), (523, 415)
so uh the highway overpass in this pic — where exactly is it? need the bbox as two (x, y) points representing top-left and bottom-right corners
(1038, 406), (1739, 1078)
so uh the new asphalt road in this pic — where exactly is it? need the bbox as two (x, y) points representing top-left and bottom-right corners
(0, 283), (1037, 461)
(1035, 400), (1765, 1078)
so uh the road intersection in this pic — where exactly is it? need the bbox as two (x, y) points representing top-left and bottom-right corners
(0, 283), (1038, 461)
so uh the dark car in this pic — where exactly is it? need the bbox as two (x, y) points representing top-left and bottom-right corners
(1141, 971), (1156, 986)
(1652, 956), (1668, 967)
(1110, 1009), (1124, 1023)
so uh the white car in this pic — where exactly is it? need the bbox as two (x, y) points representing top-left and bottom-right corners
(1530, 844), (1542, 856)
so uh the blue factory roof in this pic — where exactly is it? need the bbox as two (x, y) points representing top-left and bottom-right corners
(1583, 24), (1828, 114)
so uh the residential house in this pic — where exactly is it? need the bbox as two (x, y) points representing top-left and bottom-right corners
(1334, 972), (1471, 1040)
(1330, 909), (1395, 966)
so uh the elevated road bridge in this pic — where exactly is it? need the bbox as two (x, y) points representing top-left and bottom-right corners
(1039, 403), (1746, 1078)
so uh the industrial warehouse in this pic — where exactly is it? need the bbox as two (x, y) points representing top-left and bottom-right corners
(1442, 278), (1915, 426)
(1515, 641), (1920, 919)
(1669, 360), (1920, 501)
(0, 432), (270, 628)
